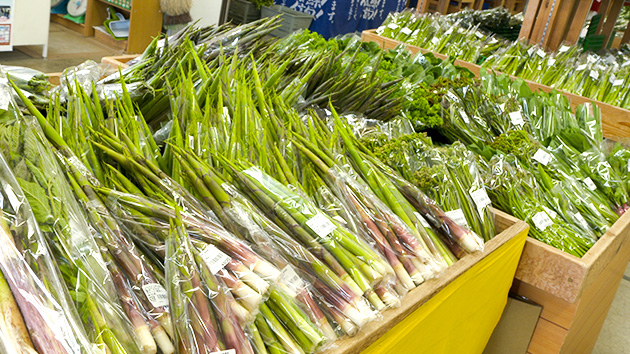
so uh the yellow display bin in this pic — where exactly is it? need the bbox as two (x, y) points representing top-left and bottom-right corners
(329, 210), (529, 354)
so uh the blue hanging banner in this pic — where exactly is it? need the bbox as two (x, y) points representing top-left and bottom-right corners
(276, 0), (406, 39)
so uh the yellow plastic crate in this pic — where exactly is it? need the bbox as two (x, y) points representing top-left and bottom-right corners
(329, 209), (529, 354)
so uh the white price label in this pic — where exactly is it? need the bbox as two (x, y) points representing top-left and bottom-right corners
(547, 58), (556, 66)
(576, 64), (587, 71)
(559, 45), (570, 53)
(536, 49), (546, 58)
(589, 70), (599, 80)
(470, 188), (492, 211)
(532, 211), (554, 231)
(574, 212), (589, 229)
(532, 149), (553, 165)
(211, 350), (236, 354)
(143, 283), (169, 308)
(627, 159), (630, 172)
(527, 47), (535, 56)
(475, 31), (484, 39)
(614, 79), (624, 87)
(582, 177), (597, 191)
(377, 26), (385, 33)
(509, 111), (525, 126)
(400, 27), (412, 35)
(444, 28), (453, 36)
(445, 209), (469, 229)
(412, 29), (419, 37)
(461, 110), (470, 123)
(200, 245), (231, 274)
(542, 206), (557, 220)
(431, 37), (440, 45)
(279, 266), (305, 293)
(306, 213), (337, 239)
(490, 37), (498, 44)
(610, 74), (616, 84)
(498, 103), (506, 112)
(387, 23), (399, 30)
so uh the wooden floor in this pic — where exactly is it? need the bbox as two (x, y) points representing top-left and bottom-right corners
(0, 21), (123, 73)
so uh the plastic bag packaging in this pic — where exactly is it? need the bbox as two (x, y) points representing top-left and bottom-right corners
(230, 164), (390, 314)
(52, 60), (106, 101)
(484, 154), (595, 257)
(2, 65), (50, 94)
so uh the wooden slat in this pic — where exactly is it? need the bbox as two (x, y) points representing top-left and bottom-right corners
(621, 18), (630, 44)
(596, 0), (613, 34)
(328, 210), (528, 354)
(527, 318), (567, 354)
(101, 54), (139, 69)
(600, 0), (625, 45)
(565, 0), (593, 43)
(519, 0), (543, 40)
(544, 0), (579, 50)
(529, 0), (556, 45)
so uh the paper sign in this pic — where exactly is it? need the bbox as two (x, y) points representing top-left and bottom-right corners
(509, 111), (525, 126)
(445, 209), (469, 229)
(532, 149), (552, 165)
(532, 211), (553, 231)
(582, 177), (597, 191)
(279, 266), (305, 293)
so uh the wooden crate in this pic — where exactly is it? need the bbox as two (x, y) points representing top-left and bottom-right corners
(101, 54), (140, 70)
(361, 29), (630, 354)
(360, 29), (630, 140)
(328, 210), (529, 354)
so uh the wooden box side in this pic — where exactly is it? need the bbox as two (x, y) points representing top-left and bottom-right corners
(101, 54), (140, 70)
(327, 210), (528, 354)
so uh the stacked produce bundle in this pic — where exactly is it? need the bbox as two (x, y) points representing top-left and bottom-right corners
(447, 7), (523, 40)
(0, 18), (496, 354)
(378, 11), (630, 110)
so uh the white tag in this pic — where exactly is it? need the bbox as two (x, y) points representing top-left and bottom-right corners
(589, 70), (599, 80)
(536, 49), (546, 58)
(542, 206), (557, 219)
(377, 26), (385, 33)
(527, 47), (535, 55)
(583, 177), (597, 191)
(532, 211), (553, 231)
(574, 212), (589, 229)
(498, 103), (506, 112)
(445, 209), (469, 229)
(559, 45), (570, 53)
(577, 64), (587, 71)
(461, 110), (470, 123)
(614, 79), (624, 87)
(279, 266), (305, 293)
(475, 31), (484, 39)
(143, 283), (169, 308)
(306, 213), (337, 239)
(412, 29), (419, 36)
(533, 149), (553, 165)
(446, 91), (459, 102)
(547, 58), (556, 66)
(431, 37), (440, 45)
(211, 350), (236, 354)
(627, 159), (630, 172)
(490, 37), (498, 44)
(445, 27), (453, 36)
(470, 188), (491, 211)
(509, 111), (525, 126)
(387, 23), (399, 30)
(401, 27), (412, 35)
(200, 245), (231, 274)
(414, 212), (431, 228)
(609, 74), (616, 84)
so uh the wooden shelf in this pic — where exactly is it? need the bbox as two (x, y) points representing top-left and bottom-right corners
(50, 13), (89, 36)
(84, 0), (162, 53)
